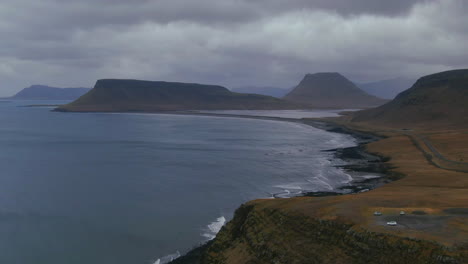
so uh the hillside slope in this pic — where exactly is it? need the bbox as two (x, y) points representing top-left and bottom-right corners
(56, 79), (302, 112)
(284, 73), (387, 108)
(11, 85), (90, 100)
(352, 69), (468, 128)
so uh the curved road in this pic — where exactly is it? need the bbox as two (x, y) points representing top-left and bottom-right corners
(404, 132), (468, 173)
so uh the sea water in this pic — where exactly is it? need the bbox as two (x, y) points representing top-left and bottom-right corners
(0, 101), (357, 264)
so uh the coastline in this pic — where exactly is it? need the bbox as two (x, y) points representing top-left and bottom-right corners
(94, 110), (395, 198)
(150, 111), (399, 263)
(63, 109), (395, 198)
(165, 111), (399, 197)
(301, 119), (404, 197)
(167, 112), (467, 263)
(49, 109), (467, 263)
(51, 108), (393, 191)
(50, 108), (400, 263)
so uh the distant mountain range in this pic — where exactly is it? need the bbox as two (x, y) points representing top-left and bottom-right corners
(230, 86), (291, 98)
(55, 79), (303, 112)
(357, 77), (416, 99)
(352, 69), (468, 128)
(10, 85), (90, 100)
(284, 72), (388, 108)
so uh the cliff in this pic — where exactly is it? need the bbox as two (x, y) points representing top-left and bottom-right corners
(200, 200), (466, 264)
(55, 79), (302, 112)
(284, 73), (387, 108)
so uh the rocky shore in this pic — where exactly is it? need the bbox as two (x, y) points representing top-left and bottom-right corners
(302, 119), (401, 197)
(166, 113), (407, 264)
(161, 111), (398, 198)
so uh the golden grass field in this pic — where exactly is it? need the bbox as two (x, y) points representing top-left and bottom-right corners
(425, 131), (468, 162)
(252, 118), (468, 246)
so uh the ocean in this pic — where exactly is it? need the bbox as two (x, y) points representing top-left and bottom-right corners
(0, 101), (358, 264)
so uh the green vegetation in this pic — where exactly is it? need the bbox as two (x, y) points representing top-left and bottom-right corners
(202, 203), (466, 264)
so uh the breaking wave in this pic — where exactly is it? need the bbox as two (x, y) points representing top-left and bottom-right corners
(202, 216), (226, 240)
(153, 251), (181, 264)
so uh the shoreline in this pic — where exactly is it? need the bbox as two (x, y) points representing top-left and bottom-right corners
(142, 111), (399, 263)
(77, 110), (394, 198)
(65, 109), (395, 198)
(58, 109), (396, 201)
(167, 111), (467, 263)
(160, 111), (398, 198)
(51, 109), (411, 263)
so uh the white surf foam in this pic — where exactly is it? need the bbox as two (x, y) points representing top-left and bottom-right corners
(202, 216), (226, 240)
(273, 184), (302, 190)
(360, 175), (381, 179)
(153, 251), (181, 264)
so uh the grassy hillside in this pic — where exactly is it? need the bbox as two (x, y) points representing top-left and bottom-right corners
(284, 73), (387, 108)
(352, 69), (468, 129)
(56, 79), (302, 112)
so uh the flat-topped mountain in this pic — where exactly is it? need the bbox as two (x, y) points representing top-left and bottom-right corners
(55, 79), (302, 112)
(352, 69), (468, 128)
(11, 85), (90, 100)
(284, 72), (387, 108)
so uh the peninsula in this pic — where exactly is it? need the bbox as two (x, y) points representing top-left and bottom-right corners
(55, 79), (302, 112)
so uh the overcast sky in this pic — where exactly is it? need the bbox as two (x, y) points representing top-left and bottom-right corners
(0, 0), (467, 96)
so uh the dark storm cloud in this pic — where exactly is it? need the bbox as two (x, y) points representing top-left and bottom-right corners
(251, 0), (430, 16)
(2, 0), (428, 33)
(0, 0), (467, 96)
